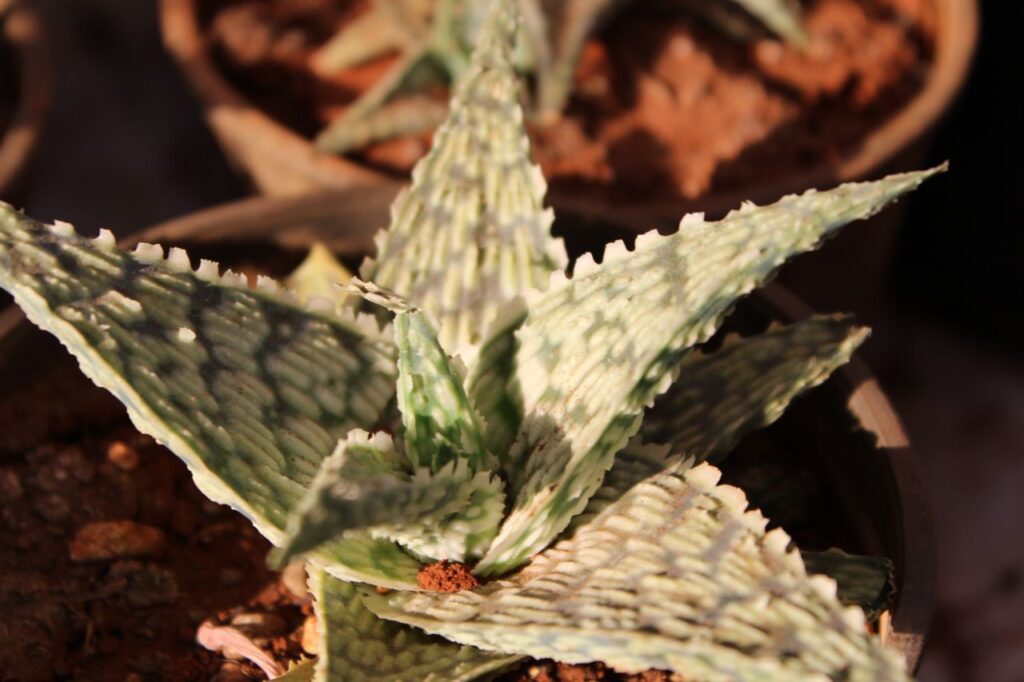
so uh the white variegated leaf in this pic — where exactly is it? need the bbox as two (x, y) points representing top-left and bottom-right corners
(475, 166), (945, 576)
(273, 431), (477, 566)
(642, 315), (869, 463)
(348, 281), (507, 561)
(370, 461), (909, 681)
(0, 204), (426, 588)
(359, 0), (567, 357)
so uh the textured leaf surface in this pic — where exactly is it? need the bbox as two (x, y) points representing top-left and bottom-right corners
(642, 316), (868, 464)
(370, 471), (506, 562)
(466, 297), (527, 463)
(310, 567), (521, 682)
(274, 430), (470, 565)
(360, 0), (566, 356)
(387, 287), (491, 474)
(475, 167), (943, 576)
(0, 205), (419, 588)
(350, 281), (506, 560)
(370, 461), (909, 681)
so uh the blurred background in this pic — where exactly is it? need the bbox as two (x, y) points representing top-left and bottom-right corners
(4, 0), (1021, 679)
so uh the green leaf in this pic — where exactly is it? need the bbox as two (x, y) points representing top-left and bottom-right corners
(370, 471), (506, 562)
(352, 279), (492, 474)
(348, 281), (507, 562)
(475, 166), (944, 576)
(465, 299), (528, 461)
(273, 429), (501, 565)
(273, 430), (450, 562)
(802, 549), (896, 622)
(0, 204), (419, 588)
(310, 566), (522, 682)
(285, 243), (354, 305)
(563, 438), (674, 536)
(359, 0), (567, 356)
(642, 316), (869, 464)
(369, 461), (909, 681)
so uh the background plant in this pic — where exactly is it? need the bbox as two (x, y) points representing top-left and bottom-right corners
(313, 0), (808, 155)
(0, 1), (941, 679)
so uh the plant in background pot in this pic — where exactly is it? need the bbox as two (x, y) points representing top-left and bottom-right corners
(307, 0), (807, 155)
(2, 1), (941, 679)
(163, 0), (973, 315)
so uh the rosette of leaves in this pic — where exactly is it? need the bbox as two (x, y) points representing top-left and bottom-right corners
(314, 0), (807, 154)
(0, 1), (938, 679)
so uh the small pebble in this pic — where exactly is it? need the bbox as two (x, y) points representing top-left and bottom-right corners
(125, 674), (142, 682)
(301, 614), (319, 655)
(106, 441), (139, 471)
(219, 567), (244, 587)
(69, 520), (166, 561)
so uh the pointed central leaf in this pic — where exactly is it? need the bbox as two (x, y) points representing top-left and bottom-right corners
(360, 0), (567, 356)
(348, 280), (507, 560)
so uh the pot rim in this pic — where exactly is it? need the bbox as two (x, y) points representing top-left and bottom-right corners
(159, 0), (977, 222)
(0, 0), (51, 199)
(0, 189), (936, 669)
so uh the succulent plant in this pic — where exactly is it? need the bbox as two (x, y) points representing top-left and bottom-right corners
(314, 0), (807, 155)
(0, 1), (941, 679)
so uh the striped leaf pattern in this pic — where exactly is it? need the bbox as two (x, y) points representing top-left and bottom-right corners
(475, 167), (943, 577)
(370, 461), (910, 680)
(359, 0), (566, 356)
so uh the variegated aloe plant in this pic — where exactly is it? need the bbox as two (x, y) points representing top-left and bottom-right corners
(0, 1), (940, 679)
(315, 0), (807, 154)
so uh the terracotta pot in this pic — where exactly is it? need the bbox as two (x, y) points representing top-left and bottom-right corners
(159, 0), (977, 316)
(0, 189), (936, 670)
(0, 0), (51, 202)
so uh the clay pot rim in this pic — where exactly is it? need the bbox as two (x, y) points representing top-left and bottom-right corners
(159, 0), (977, 224)
(0, 188), (935, 669)
(0, 0), (51, 199)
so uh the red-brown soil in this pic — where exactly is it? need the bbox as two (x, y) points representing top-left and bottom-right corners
(203, 0), (933, 203)
(0, 365), (311, 680)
